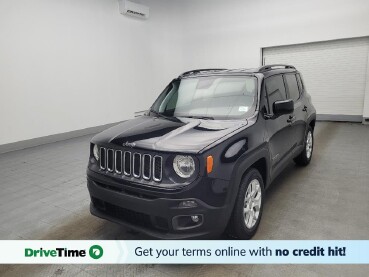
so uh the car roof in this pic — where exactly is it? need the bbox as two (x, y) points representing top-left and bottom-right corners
(179, 64), (298, 78)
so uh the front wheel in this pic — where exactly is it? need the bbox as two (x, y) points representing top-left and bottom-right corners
(294, 126), (314, 166)
(228, 168), (264, 239)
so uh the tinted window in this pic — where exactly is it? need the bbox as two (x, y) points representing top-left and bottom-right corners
(265, 75), (287, 113)
(296, 73), (304, 93)
(285, 74), (300, 101)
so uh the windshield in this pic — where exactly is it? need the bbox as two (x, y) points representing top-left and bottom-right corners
(151, 76), (258, 120)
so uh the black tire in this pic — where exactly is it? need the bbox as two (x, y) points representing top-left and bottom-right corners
(294, 126), (314, 166)
(228, 168), (264, 239)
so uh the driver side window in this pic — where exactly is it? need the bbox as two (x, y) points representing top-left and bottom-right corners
(265, 75), (287, 114)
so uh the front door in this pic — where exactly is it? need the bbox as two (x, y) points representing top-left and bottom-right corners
(264, 74), (295, 174)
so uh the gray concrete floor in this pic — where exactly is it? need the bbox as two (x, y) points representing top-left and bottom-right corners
(0, 122), (369, 276)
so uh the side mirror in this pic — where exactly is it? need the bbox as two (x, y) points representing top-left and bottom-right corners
(273, 99), (294, 115)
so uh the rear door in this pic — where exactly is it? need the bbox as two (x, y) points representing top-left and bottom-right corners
(265, 75), (295, 171)
(284, 73), (307, 150)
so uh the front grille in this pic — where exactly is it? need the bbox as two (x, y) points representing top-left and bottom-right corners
(91, 197), (169, 232)
(94, 180), (158, 199)
(100, 147), (163, 182)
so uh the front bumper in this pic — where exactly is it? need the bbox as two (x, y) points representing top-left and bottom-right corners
(87, 171), (231, 239)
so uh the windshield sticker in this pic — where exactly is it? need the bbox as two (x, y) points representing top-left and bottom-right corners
(238, 106), (249, 112)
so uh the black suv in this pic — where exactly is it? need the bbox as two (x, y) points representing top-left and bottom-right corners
(87, 64), (316, 239)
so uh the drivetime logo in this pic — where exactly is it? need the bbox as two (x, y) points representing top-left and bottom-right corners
(89, 245), (104, 259)
(25, 245), (103, 259)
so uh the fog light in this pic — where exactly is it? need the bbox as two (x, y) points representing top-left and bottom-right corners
(179, 200), (198, 208)
(173, 214), (203, 230)
(191, 215), (199, 223)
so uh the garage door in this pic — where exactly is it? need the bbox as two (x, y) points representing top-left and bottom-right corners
(262, 37), (369, 122)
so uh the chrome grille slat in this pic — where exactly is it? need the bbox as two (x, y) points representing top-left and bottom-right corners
(99, 147), (162, 182)
(123, 151), (132, 176)
(115, 150), (122, 174)
(100, 147), (106, 170)
(142, 154), (151, 180)
(107, 149), (114, 172)
(153, 155), (163, 182)
(133, 153), (141, 178)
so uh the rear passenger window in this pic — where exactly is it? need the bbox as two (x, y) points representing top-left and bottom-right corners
(285, 74), (300, 102)
(265, 75), (287, 113)
(296, 73), (304, 93)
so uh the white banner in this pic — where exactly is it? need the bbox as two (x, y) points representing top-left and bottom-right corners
(1, 240), (368, 264)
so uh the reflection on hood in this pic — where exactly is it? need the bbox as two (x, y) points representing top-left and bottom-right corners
(92, 116), (248, 153)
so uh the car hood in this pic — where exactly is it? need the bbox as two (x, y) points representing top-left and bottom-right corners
(92, 115), (248, 153)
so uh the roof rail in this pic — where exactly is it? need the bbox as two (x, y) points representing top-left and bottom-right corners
(179, 68), (227, 77)
(258, 64), (296, 72)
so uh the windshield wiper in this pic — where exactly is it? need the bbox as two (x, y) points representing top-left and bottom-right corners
(150, 110), (214, 121)
(149, 110), (181, 122)
(149, 109), (164, 118)
(183, 115), (214, 120)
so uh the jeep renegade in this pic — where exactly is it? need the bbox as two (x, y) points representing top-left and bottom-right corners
(87, 64), (316, 239)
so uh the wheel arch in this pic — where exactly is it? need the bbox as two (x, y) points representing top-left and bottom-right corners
(307, 114), (316, 132)
(243, 158), (267, 188)
(224, 146), (270, 221)
(225, 150), (269, 238)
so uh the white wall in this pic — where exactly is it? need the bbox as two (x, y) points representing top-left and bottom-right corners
(177, 0), (369, 69)
(145, 0), (186, 104)
(1, 0), (369, 146)
(176, 0), (369, 117)
(263, 38), (369, 118)
(364, 52), (369, 119)
(0, 0), (182, 145)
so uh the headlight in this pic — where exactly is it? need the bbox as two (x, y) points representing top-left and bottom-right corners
(93, 144), (99, 161)
(173, 155), (195, 178)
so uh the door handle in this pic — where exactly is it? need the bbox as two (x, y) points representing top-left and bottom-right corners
(287, 115), (296, 123)
(303, 105), (308, 112)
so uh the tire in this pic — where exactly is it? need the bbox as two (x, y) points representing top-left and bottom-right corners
(228, 168), (264, 239)
(294, 126), (314, 166)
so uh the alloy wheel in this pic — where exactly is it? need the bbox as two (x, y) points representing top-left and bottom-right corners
(243, 179), (262, 229)
(306, 131), (313, 159)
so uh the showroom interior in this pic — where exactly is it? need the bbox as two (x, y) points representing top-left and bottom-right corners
(0, 0), (369, 276)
